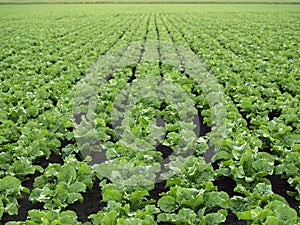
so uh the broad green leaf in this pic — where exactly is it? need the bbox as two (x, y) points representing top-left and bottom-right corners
(5, 202), (19, 215)
(177, 208), (197, 224)
(128, 190), (149, 210)
(67, 192), (83, 204)
(165, 132), (181, 146)
(158, 196), (177, 213)
(103, 189), (123, 202)
(102, 210), (119, 225)
(90, 211), (105, 224)
(68, 181), (87, 193)
(157, 213), (177, 223)
(116, 218), (143, 225)
(44, 164), (60, 178)
(145, 205), (160, 214)
(204, 191), (230, 208)
(60, 210), (80, 224)
(201, 210), (227, 225)
(275, 204), (297, 223)
(57, 164), (77, 184)
(265, 216), (281, 225)
(0, 176), (21, 193)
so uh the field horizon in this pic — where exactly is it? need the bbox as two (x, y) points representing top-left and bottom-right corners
(1, 0), (300, 4)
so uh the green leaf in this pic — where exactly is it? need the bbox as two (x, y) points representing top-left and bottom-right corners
(44, 164), (60, 178)
(275, 204), (297, 222)
(102, 210), (119, 225)
(157, 213), (177, 223)
(236, 210), (258, 220)
(283, 134), (300, 147)
(27, 210), (45, 223)
(265, 216), (281, 225)
(62, 119), (74, 129)
(4, 222), (22, 225)
(5, 202), (19, 215)
(128, 190), (149, 210)
(60, 210), (80, 224)
(90, 211), (105, 224)
(164, 132), (181, 146)
(181, 192), (204, 210)
(57, 164), (77, 184)
(0, 176), (21, 193)
(201, 210), (227, 225)
(0, 136), (7, 144)
(177, 208), (197, 224)
(252, 152), (274, 175)
(97, 127), (111, 141)
(0, 200), (4, 219)
(67, 192), (83, 204)
(145, 205), (160, 214)
(103, 189), (123, 202)
(117, 218), (143, 225)
(0, 110), (7, 123)
(27, 106), (39, 117)
(158, 196), (177, 213)
(253, 183), (273, 196)
(26, 209), (82, 224)
(68, 181), (87, 193)
(204, 191), (230, 208)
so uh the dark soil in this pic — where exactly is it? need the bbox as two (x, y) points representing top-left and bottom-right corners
(0, 151), (64, 224)
(221, 210), (247, 225)
(213, 176), (238, 198)
(149, 180), (170, 201)
(66, 178), (105, 223)
(0, 174), (44, 224)
(214, 176), (247, 225)
(267, 174), (300, 216)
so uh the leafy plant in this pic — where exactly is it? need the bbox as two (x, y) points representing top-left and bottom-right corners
(29, 155), (94, 210)
(5, 209), (86, 225)
(0, 176), (29, 220)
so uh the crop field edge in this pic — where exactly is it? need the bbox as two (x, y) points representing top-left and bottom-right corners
(1, 1), (300, 4)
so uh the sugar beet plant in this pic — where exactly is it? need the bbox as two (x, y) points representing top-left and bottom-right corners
(0, 4), (300, 225)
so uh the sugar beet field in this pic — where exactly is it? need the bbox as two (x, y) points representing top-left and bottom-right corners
(0, 3), (300, 225)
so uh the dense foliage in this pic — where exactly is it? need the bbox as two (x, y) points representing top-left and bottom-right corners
(0, 4), (299, 225)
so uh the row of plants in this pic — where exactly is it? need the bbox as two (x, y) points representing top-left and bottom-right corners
(0, 5), (299, 224)
(162, 11), (300, 223)
(0, 8), (148, 222)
